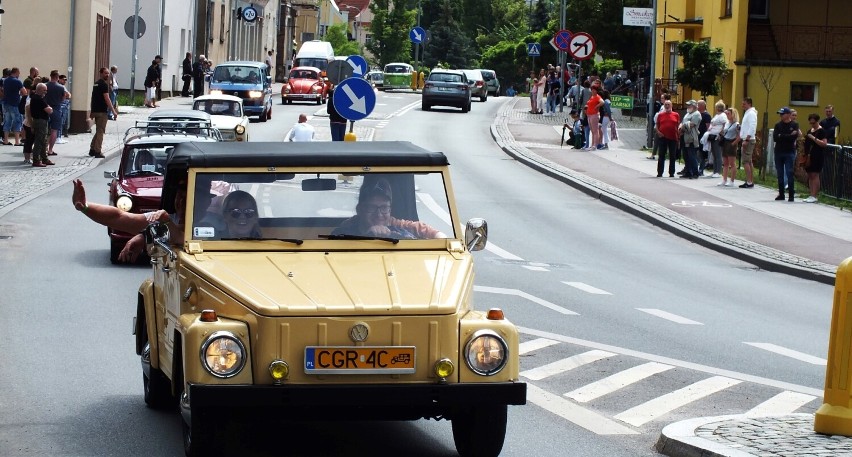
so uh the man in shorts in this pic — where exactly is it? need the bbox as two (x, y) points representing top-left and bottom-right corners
(739, 97), (758, 188)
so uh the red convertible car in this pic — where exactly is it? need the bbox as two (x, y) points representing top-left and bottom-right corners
(281, 66), (328, 105)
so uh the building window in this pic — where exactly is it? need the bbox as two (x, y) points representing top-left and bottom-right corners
(207, 1), (214, 43)
(749, 0), (768, 19)
(365, 34), (372, 45)
(220, 4), (226, 43)
(722, 0), (733, 17)
(790, 82), (819, 106)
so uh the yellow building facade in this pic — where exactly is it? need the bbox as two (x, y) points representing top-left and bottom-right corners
(655, 0), (849, 141)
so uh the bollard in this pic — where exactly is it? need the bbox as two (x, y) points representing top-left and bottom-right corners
(344, 120), (356, 142)
(417, 72), (425, 90)
(815, 256), (852, 435)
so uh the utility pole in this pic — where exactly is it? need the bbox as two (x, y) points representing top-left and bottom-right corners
(559, 0), (566, 113)
(646, 0), (658, 148)
(130, 0), (141, 103)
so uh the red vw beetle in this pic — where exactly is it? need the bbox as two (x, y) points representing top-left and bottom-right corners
(281, 66), (328, 105)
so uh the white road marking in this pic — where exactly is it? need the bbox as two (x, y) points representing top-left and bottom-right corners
(520, 350), (614, 381)
(519, 338), (560, 355)
(527, 384), (639, 435)
(565, 362), (675, 403)
(614, 376), (742, 427)
(743, 341), (828, 366)
(745, 391), (817, 416)
(474, 286), (578, 315)
(518, 327), (822, 397)
(523, 265), (550, 272)
(743, 342), (827, 366)
(636, 308), (703, 325)
(562, 281), (612, 295)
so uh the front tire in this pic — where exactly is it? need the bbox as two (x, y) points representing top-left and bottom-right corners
(141, 341), (175, 409)
(451, 405), (508, 457)
(422, 103), (430, 111)
(183, 415), (213, 457)
(462, 102), (470, 113)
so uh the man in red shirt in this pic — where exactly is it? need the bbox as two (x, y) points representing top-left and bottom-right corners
(655, 100), (680, 177)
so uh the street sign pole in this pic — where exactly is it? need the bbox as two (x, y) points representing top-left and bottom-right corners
(560, 0), (566, 113)
(647, 0), (658, 148)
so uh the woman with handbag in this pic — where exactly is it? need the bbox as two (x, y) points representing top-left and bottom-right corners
(707, 101), (727, 178)
(717, 108), (740, 187)
(803, 113), (827, 203)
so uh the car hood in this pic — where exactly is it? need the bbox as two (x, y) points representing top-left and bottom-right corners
(120, 175), (164, 196)
(186, 251), (472, 316)
(208, 115), (242, 129)
(288, 80), (321, 93)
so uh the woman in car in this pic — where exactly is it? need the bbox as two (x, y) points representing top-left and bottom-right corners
(220, 190), (262, 238)
(333, 178), (445, 240)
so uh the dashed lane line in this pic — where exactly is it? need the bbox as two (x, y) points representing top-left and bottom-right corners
(636, 308), (703, 325)
(564, 362), (675, 403)
(474, 285), (578, 315)
(745, 391), (818, 416)
(519, 350), (614, 381)
(527, 384), (639, 435)
(614, 376), (742, 427)
(562, 281), (611, 295)
(743, 342), (827, 366)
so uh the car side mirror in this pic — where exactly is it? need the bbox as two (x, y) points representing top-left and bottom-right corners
(104, 170), (117, 179)
(145, 222), (176, 263)
(464, 218), (488, 252)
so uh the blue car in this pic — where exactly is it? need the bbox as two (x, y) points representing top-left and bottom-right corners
(208, 61), (273, 122)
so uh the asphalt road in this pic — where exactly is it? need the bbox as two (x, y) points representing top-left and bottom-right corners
(0, 90), (835, 456)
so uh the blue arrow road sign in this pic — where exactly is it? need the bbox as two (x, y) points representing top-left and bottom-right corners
(527, 43), (541, 57)
(410, 26), (426, 44)
(346, 55), (369, 77)
(333, 77), (376, 121)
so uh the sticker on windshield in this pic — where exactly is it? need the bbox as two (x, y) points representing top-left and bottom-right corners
(193, 227), (216, 238)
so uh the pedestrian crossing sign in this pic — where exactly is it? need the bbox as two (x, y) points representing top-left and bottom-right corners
(527, 43), (541, 57)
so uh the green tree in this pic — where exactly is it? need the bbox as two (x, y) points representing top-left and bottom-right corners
(564, 0), (650, 75)
(326, 23), (363, 58)
(674, 40), (728, 97)
(531, 0), (551, 32)
(368, 0), (417, 67)
(423, 0), (476, 69)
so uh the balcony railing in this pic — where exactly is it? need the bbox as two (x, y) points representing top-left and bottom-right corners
(747, 24), (852, 63)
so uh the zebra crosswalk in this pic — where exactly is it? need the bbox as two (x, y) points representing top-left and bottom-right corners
(518, 334), (821, 434)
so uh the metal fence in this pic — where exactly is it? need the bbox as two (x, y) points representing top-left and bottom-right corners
(823, 145), (852, 202)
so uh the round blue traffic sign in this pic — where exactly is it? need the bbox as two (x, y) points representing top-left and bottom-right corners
(346, 55), (369, 77)
(332, 77), (376, 122)
(410, 26), (426, 44)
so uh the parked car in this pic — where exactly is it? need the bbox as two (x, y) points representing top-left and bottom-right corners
(134, 141), (526, 457)
(383, 62), (414, 91)
(461, 70), (488, 102)
(145, 110), (222, 140)
(208, 60), (273, 122)
(103, 132), (218, 264)
(192, 94), (249, 141)
(281, 66), (328, 105)
(366, 70), (384, 90)
(422, 69), (471, 113)
(478, 69), (500, 97)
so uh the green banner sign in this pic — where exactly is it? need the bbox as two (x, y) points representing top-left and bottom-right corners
(610, 95), (634, 110)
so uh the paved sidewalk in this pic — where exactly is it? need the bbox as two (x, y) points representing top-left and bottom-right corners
(492, 96), (852, 285)
(492, 97), (852, 456)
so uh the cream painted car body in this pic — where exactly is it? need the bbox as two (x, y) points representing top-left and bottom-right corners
(191, 94), (249, 141)
(134, 141), (525, 457)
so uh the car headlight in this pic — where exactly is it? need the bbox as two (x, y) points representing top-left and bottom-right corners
(249, 91), (263, 98)
(310, 86), (318, 93)
(210, 90), (223, 95)
(464, 330), (508, 376)
(116, 195), (133, 212)
(282, 87), (290, 94)
(201, 331), (247, 378)
(235, 125), (245, 135)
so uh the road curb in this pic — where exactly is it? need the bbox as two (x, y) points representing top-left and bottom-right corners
(491, 98), (836, 285)
(655, 415), (759, 457)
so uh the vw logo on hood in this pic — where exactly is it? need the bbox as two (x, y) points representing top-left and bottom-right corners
(349, 323), (369, 342)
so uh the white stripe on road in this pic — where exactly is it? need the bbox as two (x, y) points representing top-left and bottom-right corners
(520, 350), (615, 381)
(519, 338), (560, 355)
(523, 265), (550, 272)
(527, 384), (639, 435)
(474, 286), (578, 315)
(636, 308), (703, 325)
(562, 281), (612, 295)
(614, 376), (742, 427)
(565, 362), (675, 403)
(743, 342), (827, 366)
(745, 391), (817, 416)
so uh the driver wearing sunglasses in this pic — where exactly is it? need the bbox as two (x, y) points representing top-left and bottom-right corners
(221, 190), (262, 238)
(332, 178), (445, 240)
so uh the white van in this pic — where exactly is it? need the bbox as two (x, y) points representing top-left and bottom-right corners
(294, 40), (335, 72)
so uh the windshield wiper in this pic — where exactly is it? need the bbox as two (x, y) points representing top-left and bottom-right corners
(125, 170), (162, 177)
(321, 234), (400, 244)
(220, 237), (304, 245)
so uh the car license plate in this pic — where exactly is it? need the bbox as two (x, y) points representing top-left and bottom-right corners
(438, 87), (450, 91)
(304, 346), (415, 374)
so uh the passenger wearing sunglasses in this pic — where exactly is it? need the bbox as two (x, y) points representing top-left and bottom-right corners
(332, 178), (444, 240)
(221, 190), (262, 238)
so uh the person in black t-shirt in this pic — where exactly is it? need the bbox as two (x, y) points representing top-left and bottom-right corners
(772, 107), (800, 202)
(29, 83), (54, 167)
(819, 105), (840, 144)
(89, 67), (117, 158)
